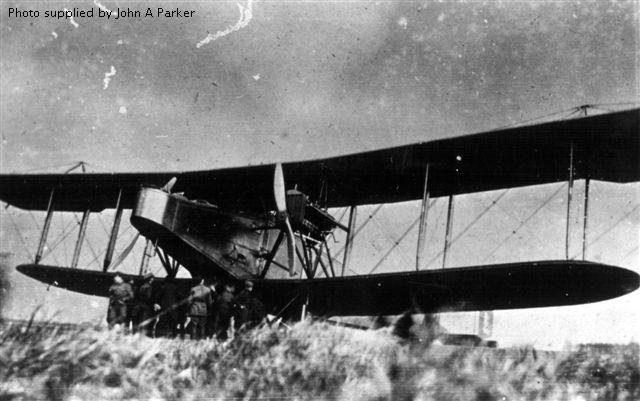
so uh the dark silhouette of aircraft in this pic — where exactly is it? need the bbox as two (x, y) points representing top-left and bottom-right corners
(1, 108), (638, 320)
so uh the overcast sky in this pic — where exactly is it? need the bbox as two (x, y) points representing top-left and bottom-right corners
(1, 0), (638, 348)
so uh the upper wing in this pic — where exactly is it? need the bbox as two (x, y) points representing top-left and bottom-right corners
(1, 108), (637, 212)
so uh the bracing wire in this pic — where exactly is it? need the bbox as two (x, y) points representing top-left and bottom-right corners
(95, 213), (112, 236)
(368, 216), (421, 275)
(621, 245), (639, 264)
(570, 204), (640, 260)
(490, 193), (553, 249)
(494, 106), (583, 130)
(424, 189), (510, 268)
(481, 183), (566, 264)
(41, 218), (77, 261)
(73, 214), (100, 268)
(332, 204), (384, 259)
(4, 209), (34, 260)
(60, 213), (69, 263)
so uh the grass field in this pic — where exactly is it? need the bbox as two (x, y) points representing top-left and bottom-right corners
(1, 320), (638, 400)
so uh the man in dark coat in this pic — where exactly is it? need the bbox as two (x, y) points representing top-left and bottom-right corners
(233, 280), (265, 331)
(188, 278), (214, 340)
(107, 274), (134, 329)
(154, 280), (183, 338)
(205, 281), (219, 338)
(215, 283), (235, 340)
(135, 273), (155, 336)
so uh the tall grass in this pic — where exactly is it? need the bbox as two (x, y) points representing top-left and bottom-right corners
(1, 320), (638, 400)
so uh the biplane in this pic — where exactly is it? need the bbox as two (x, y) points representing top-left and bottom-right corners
(1, 108), (639, 320)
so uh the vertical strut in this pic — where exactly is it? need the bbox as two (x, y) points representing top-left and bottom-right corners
(294, 242), (311, 278)
(341, 205), (357, 276)
(260, 231), (285, 278)
(35, 188), (55, 264)
(582, 177), (590, 260)
(416, 163), (430, 270)
(442, 195), (455, 269)
(71, 209), (90, 268)
(323, 238), (336, 277)
(565, 141), (574, 260)
(139, 239), (154, 276)
(103, 189), (123, 271)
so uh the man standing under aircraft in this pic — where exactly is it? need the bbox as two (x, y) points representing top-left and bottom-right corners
(107, 274), (134, 329)
(215, 282), (235, 340)
(154, 280), (183, 338)
(136, 273), (156, 336)
(206, 280), (219, 338)
(234, 280), (265, 330)
(188, 278), (214, 340)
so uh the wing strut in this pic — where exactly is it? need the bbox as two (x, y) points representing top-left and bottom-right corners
(341, 205), (357, 276)
(322, 238), (336, 277)
(416, 162), (431, 270)
(35, 188), (55, 264)
(70, 209), (90, 268)
(260, 231), (285, 279)
(582, 177), (590, 260)
(442, 195), (455, 268)
(103, 189), (123, 271)
(139, 239), (154, 276)
(565, 141), (574, 259)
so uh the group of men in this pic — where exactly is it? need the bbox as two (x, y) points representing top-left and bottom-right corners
(107, 273), (266, 340)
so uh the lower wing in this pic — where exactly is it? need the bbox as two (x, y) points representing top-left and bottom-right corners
(16, 260), (638, 316)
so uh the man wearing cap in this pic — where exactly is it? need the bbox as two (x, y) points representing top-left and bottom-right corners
(188, 278), (214, 340)
(136, 273), (156, 336)
(215, 282), (235, 340)
(107, 274), (134, 329)
(234, 280), (265, 331)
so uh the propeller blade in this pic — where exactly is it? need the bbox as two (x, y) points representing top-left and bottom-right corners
(162, 177), (178, 193)
(273, 163), (295, 276)
(284, 218), (296, 276)
(273, 163), (287, 212)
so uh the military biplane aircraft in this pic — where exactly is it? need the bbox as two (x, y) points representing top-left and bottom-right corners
(1, 108), (639, 320)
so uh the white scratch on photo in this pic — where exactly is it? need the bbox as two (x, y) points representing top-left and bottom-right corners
(103, 66), (116, 90)
(63, 8), (79, 28)
(197, 0), (253, 48)
(93, 0), (112, 14)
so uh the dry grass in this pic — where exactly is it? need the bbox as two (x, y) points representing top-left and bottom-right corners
(0, 320), (638, 401)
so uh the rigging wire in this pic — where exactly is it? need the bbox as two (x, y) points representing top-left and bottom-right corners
(3, 209), (34, 260)
(95, 212), (113, 236)
(494, 106), (584, 130)
(490, 191), (553, 250)
(73, 214), (100, 268)
(423, 189), (510, 268)
(481, 183), (566, 264)
(41, 218), (77, 261)
(621, 245), (639, 264)
(60, 213), (69, 263)
(368, 216), (421, 274)
(27, 210), (42, 231)
(332, 204), (384, 259)
(570, 204), (640, 260)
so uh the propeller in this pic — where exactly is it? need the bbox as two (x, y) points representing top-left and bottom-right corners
(161, 177), (178, 193)
(274, 163), (296, 276)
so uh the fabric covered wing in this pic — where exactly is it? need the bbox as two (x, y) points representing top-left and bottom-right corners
(1, 108), (638, 212)
(16, 264), (194, 298)
(257, 260), (639, 316)
(18, 260), (639, 317)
